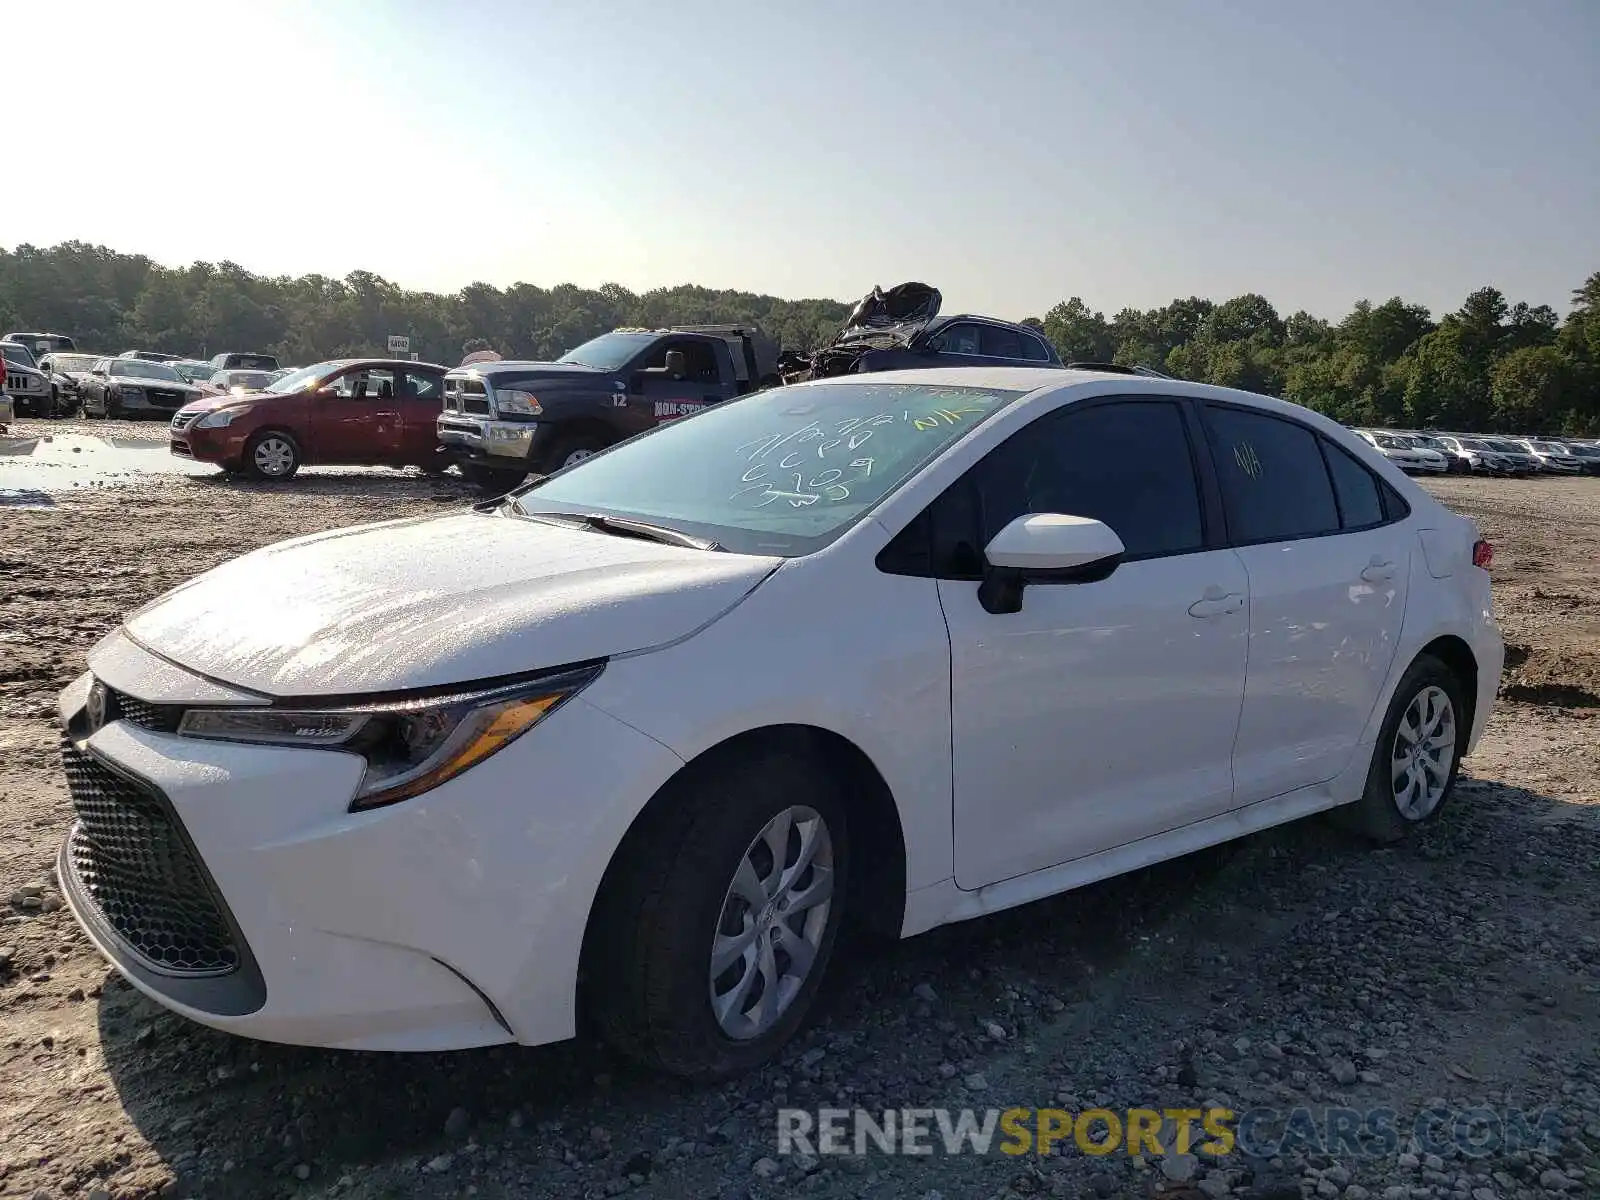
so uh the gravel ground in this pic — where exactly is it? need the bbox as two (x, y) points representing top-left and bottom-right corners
(1, 420), (1597, 1200)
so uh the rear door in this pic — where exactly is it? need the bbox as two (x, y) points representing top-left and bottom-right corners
(1202, 404), (1411, 803)
(399, 368), (446, 462)
(309, 366), (402, 463)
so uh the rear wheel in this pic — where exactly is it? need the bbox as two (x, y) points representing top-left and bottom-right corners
(1335, 653), (1466, 843)
(245, 431), (301, 479)
(588, 748), (850, 1080)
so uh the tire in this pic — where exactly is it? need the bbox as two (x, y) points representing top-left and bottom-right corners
(245, 430), (302, 480)
(531, 431), (610, 476)
(1334, 653), (1467, 843)
(588, 747), (851, 1081)
(458, 462), (526, 491)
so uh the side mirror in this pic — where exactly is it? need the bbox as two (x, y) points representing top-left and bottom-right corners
(977, 513), (1124, 615)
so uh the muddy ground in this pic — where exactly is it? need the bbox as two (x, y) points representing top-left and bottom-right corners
(1, 420), (1597, 1200)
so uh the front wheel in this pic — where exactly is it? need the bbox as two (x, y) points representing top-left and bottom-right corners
(245, 430), (302, 479)
(531, 432), (610, 476)
(1335, 653), (1467, 843)
(588, 748), (850, 1080)
(458, 462), (526, 491)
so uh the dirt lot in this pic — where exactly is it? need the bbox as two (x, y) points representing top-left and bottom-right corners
(2, 420), (1597, 1200)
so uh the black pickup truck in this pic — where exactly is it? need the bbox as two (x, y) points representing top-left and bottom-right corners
(437, 325), (780, 486)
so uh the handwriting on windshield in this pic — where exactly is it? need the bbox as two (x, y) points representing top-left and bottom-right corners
(727, 398), (997, 508)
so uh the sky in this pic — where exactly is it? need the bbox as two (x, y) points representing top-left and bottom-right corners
(11, 0), (1599, 321)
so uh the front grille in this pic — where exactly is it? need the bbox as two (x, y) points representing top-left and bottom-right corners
(463, 396), (490, 415)
(106, 685), (184, 733)
(61, 740), (240, 976)
(6, 373), (40, 392)
(171, 411), (199, 431)
(145, 389), (184, 409)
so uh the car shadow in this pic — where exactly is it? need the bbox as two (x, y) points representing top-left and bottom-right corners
(92, 770), (1595, 1197)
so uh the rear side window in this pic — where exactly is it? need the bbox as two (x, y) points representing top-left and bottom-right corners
(1205, 405), (1339, 543)
(980, 325), (1024, 359)
(1320, 439), (1384, 529)
(970, 400), (1205, 559)
(1018, 334), (1053, 362)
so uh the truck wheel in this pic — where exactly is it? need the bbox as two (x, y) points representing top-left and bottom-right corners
(458, 463), (526, 492)
(533, 433), (610, 476)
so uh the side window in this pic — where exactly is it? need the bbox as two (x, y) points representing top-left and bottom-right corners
(332, 368), (396, 399)
(1018, 334), (1053, 363)
(969, 400), (1205, 560)
(980, 325), (1024, 359)
(404, 371), (441, 401)
(931, 323), (981, 355)
(641, 340), (718, 382)
(1319, 437), (1385, 529)
(1205, 405), (1339, 543)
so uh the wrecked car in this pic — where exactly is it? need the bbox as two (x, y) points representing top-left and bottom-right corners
(783, 282), (1062, 381)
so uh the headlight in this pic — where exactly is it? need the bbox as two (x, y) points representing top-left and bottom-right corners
(494, 389), (542, 416)
(196, 407), (246, 429)
(175, 665), (601, 810)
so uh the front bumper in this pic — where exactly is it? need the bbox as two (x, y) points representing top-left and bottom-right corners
(436, 415), (543, 463)
(56, 670), (685, 1051)
(169, 417), (248, 465)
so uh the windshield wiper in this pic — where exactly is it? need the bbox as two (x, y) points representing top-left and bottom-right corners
(516, 510), (718, 551)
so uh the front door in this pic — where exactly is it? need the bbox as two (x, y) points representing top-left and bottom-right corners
(1200, 404), (1410, 803)
(940, 398), (1250, 889)
(632, 338), (720, 425)
(310, 366), (403, 463)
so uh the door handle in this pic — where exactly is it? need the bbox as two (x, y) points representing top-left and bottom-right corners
(1187, 591), (1244, 618)
(1360, 559), (1396, 583)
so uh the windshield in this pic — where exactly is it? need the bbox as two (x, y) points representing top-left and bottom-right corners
(111, 360), (182, 382)
(1374, 434), (1409, 450)
(222, 370), (273, 389)
(556, 332), (657, 371)
(1567, 443), (1600, 457)
(1457, 439), (1490, 451)
(513, 381), (1026, 556)
(172, 361), (213, 382)
(266, 360), (343, 393)
(1490, 440), (1525, 453)
(51, 353), (99, 373)
(1414, 436), (1447, 450)
(1530, 442), (1566, 453)
(1, 344), (38, 368)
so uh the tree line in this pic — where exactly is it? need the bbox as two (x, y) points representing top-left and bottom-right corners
(3, 242), (1597, 435)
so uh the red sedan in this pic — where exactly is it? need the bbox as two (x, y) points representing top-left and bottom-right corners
(170, 358), (450, 479)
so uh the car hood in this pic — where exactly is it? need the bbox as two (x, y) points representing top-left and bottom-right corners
(824, 281), (942, 349)
(4, 363), (45, 380)
(175, 390), (271, 413)
(120, 509), (782, 697)
(108, 374), (204, 392)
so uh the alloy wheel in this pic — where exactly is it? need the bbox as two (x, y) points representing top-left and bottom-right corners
(253, 437), (296, 477)
(709, 805), (834, 1040)
(1391, 684), (1456, 821)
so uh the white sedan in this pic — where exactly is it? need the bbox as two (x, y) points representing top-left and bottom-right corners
(56, 367), (1503, 1079)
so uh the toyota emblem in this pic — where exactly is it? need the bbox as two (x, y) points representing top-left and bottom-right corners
(86, 680), (109, 731)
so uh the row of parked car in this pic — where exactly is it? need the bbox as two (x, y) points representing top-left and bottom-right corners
(0, 329), (288, 420)
(5, 297), (1597, 485)
(1354, 427), (1600, 476)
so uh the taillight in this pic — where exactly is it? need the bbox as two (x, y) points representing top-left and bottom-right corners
(1472, 540), (1493, 570)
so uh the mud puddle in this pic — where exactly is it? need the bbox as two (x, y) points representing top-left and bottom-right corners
(0, 433), (211, 501)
